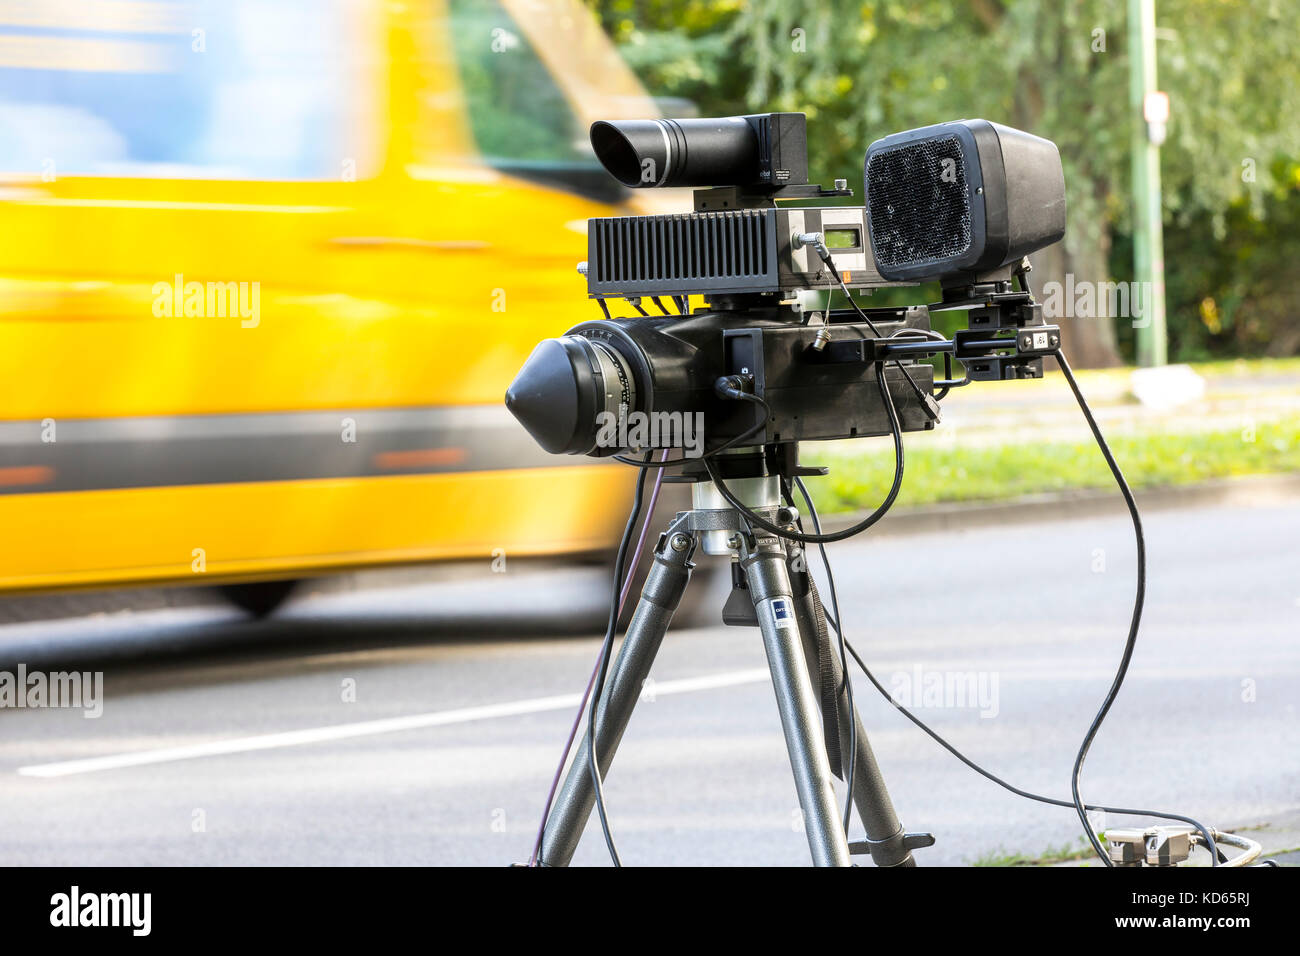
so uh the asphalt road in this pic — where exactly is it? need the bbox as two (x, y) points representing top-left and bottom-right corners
(0, 499), (1296, 866)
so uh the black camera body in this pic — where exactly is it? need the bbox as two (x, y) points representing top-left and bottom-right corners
(526, 304), (937, 457)
(506, 112), (1066, 461)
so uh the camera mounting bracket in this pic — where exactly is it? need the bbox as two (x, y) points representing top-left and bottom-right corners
(928, 257), (1058, 381)
(693, 181), (853, 212)
(665, 444), (829, 485)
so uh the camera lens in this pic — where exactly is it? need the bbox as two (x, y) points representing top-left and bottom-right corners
(505, 334), (637, 456)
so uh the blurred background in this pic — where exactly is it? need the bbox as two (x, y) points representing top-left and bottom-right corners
(0, 0), (1294, 867)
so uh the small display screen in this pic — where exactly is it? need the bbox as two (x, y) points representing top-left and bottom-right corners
(824, 228), (861, 249)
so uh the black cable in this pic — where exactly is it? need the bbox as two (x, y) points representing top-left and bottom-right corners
(790, 476), (857, 835)
(802, 543), (1223, 863)
(587, 460), (650, 866)
(794, 498), (1222, 863)
(1058, 345), (1134, 863)
(702, 363), (904, 544)
(820, 253), (932, 410)
(651, 296), (672, 316)
(839, 635), (1221, 864)
(933, 352), (971, 400)
(1052, 349), (1217, 865)
(612, 392), (773, 468)
(791, 345), (1218, 865)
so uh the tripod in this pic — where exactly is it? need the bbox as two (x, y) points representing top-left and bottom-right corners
(537, 469), (934, 867)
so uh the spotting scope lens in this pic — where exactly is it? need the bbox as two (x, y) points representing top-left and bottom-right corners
(590, 113), (808, 189)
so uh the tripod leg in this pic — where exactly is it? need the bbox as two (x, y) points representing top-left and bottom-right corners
(789, 563), (916, 867)
(741, 536), (852, 867)
(538, 529), (695, 866)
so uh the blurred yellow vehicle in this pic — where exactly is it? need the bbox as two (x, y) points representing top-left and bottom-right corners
(0, 0), (672, 614)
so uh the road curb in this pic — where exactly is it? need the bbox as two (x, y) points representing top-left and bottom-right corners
(823, 472), (1300, 537)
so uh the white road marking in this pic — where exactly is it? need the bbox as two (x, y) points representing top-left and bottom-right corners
(16, 668), (771, 778)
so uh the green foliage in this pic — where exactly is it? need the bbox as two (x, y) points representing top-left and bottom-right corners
(804, 415), (1300, 513)
(450, 0), (590, 162)
(586, 1), (747, 111)
(642, 0), (1300, 235)
(1158, 160), (1300, 359)
(971, 836), (1097, 867)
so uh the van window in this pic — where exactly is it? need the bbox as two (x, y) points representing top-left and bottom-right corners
(0, 0), (371, 180)
(445, 0), (618, 200)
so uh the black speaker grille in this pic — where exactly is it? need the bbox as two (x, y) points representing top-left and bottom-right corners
(866, 135), (972, 269)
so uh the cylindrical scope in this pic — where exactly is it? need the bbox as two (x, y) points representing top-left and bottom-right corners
(590, 117), (761, 188)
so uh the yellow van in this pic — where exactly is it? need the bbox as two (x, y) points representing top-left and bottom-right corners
(0, 0), (677, 614)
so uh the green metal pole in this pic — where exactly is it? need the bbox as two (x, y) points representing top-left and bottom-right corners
(1129, 0), (1167, 366)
